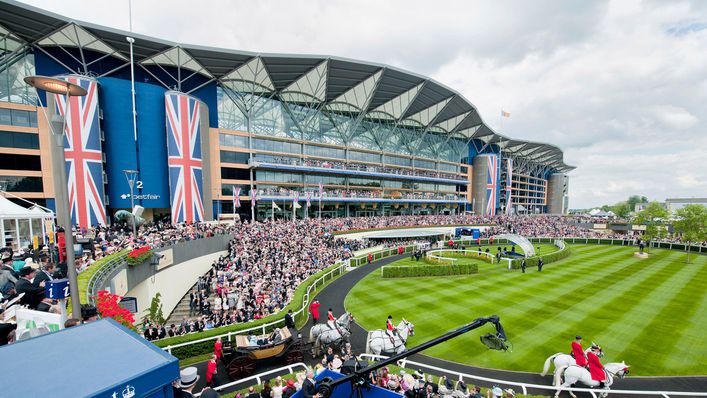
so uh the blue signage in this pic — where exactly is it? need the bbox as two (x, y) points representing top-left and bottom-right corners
(45, 278), (70, 299)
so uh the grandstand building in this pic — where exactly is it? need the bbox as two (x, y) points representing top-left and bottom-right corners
(0, 0), (574, 227)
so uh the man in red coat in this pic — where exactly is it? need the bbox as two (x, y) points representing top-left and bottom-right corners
(571, 335), (587, 367)
(587, 344), (606, 386)
(309, 299), (320, 325)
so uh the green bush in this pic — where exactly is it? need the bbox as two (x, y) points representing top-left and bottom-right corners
(381, 262), (478, 278)
(154, 260), (348, 358)
(509, 245), (571, 270)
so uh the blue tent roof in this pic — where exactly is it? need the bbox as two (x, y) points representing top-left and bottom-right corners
(0, 318), (179, 398)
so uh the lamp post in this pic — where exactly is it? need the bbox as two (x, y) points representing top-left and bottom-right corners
(122, 169), (138, 236)
(24, 75), (87, 319)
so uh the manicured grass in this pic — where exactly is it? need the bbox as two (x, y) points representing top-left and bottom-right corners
(345, 245), (707, 376)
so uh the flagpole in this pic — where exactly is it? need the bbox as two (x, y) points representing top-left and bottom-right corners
(272, 201), (275, 222)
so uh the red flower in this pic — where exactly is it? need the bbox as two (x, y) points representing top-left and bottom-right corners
(94, 290), (136, 331)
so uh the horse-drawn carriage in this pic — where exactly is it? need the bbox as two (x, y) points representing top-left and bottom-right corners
(222, 327), (311, 379)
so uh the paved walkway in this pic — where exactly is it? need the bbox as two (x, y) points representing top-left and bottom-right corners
(188, 254), (706, 397)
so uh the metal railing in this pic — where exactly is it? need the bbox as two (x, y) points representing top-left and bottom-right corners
(193, 362), (310, 397)
(358, 354), (707, 398)
(85, 252), (129, 304)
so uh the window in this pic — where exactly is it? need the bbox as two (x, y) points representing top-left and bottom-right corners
(0, 176), (43, 192)
(219, 133), (248, 148)
(0, 131), (39, 149)
(349, 150), (380, 163)
(254, 138), (300, 154)
(221, 184), (250, 196)
(220, 150), (250, 164)
(255, 171), (302, 184)
(305, 145), (345, 159)
(0, 154), (41, 171)
(382, 180), (403, 189)
(384, 155), (411, 167)
(439, 163), (459, 173)
(304, 174), (345, 186)
(349, 177), (381, 187)
(220, 167), (250, 180)
(415, 159), (436, 170)
(0, 108), (38, 128)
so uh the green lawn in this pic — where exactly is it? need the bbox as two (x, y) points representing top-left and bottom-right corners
(345, 245), (707, 376)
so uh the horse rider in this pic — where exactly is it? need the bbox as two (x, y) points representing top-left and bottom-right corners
(386, 315), (397, 344)
(571, 335), (588, 368)
(587, 343), (606, 387)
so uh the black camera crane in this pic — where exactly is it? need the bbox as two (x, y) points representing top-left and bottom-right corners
(316, 315), (509, 398)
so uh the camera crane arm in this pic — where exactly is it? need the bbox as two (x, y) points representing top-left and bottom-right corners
(316, 315), (508, 398)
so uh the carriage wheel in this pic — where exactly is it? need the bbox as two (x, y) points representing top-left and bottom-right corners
(227, 356), (256, 380)
(285, 344), (305, 364)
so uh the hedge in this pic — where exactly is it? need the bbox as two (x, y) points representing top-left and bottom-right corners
(426, 249), (494, 265)
(381, 262), (478, 278)
(154, 259), (348, 359)
(508, 244), (571, 270)
(67, 249), (129, 312)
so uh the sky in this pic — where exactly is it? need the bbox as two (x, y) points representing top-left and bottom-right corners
(17, 0), (707, 209)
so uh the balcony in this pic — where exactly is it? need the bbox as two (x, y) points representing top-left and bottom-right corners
(256, 188), (467, 204)
(248, 157), (468, 185)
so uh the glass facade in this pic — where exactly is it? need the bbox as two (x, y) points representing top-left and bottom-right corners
(0, 52), (35, 105)
(0, 108), (38, 128)
(218, 133), (248, 148)
(216, 86), (469, 167)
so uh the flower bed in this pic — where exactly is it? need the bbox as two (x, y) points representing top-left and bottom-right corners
(126, 246), (153, 266)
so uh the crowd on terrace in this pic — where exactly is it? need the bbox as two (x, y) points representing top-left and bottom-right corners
(256, 188), (462, 201)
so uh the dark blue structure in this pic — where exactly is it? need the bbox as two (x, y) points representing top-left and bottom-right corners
(292, 370), (402, 398)
(0, 319), (179, 398)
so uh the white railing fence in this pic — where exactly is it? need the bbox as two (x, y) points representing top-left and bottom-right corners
(426, 249), (497, 265)
(358, 354), (707, 398)
(193, 362), (310, 397)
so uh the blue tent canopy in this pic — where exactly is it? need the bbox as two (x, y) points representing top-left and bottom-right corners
(292, 369), (403, 398)
(0, 318), (179, 398)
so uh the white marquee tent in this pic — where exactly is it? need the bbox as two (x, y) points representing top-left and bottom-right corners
(0, 195), (54, 250)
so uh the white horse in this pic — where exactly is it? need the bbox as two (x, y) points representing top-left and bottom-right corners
(366, 319), (414, 355)
(553, 362), (629, 398)
(309, 312), (354, 356)
(541, 348), (597, 378)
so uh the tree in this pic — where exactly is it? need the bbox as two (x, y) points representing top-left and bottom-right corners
(627, 195), (649, 213)
(143, 292), (166, 326)
(612, 202), (630, 218)
(635, 202), (669, 253)
(673, 204), (707, 263)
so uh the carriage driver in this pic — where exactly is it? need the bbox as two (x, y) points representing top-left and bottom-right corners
(571, 335), (588, 368)
(327, 308), (336, 330)
(587, 343), (606, 387)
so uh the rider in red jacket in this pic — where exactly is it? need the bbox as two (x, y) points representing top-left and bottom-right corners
(571, 335), (587, 367)
(587, 344), (606, 385)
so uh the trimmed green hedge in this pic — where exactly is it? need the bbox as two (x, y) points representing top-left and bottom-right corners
(509, 244), (571, 270)
(154, 260), (347, 359)
(381, 262), (478, 278)
(68, 249), (129, 312)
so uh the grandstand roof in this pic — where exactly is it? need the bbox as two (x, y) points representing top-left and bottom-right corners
(0, 0), (574, 172)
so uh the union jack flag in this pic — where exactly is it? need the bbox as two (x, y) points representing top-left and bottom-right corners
(485, 155), (498, 217)
(166, 92), (205, 224)
(54, 76), (106, 229)
(506, 158), (513, 215)
(306, 192), (312, 208)
(293, 191), (300, 207)
(251, 189), (257, 206)
(233, 186), (241, 209)
(318, 182), (324, 197)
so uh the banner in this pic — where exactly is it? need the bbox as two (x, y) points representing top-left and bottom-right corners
(54, 76), (107, 229)
(165, 92), (205, 224)
(233, 186), (241, 209)
(485, 154), (498, 217)
(506, 158), (513, 215)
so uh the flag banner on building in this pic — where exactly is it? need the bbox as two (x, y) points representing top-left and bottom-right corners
(306, 192), (312, 208)
(485, 154), (498, 217)
(272, 201), (281, 211)
(53, 76), (107, 229)
(293, 191), (300, 207)
(166, 92), (205, 224)
(233, 186), (241, 209)
(251, 189), (258, 206)
(505, 158), (513, 215)
(318, 182), (324, 197)
(501, 110), (511, 118)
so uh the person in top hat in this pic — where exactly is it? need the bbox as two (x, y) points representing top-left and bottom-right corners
(174, 366), (200, 397)
(587, 343), (606, 386)
(33, 262), (55, 288)
(571, 335), (588, 367)
(15, 266), (46, 310)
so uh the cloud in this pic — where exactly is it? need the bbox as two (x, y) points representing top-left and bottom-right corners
(16, 0), (707, 208)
